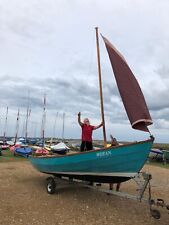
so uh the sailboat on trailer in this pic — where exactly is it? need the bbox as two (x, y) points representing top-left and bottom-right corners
(13, 108), (32, 157)
(29, 28), (154, 184)
(50, 113), (70, 155)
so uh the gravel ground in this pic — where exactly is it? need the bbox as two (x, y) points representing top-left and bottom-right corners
(0, 161), (168, 225)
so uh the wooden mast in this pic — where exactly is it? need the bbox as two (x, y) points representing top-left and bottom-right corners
(95, 27), (107, 147)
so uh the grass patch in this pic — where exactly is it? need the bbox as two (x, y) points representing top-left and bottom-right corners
(147, 161), (169, 169)
(153, 143), (169, 150)
(0, 149), (28, 162)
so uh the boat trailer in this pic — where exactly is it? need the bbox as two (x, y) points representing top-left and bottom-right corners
(45, 172), (169, 219)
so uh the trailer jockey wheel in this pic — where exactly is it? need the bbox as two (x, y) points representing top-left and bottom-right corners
(46, 177), (56, 194)
(150, 209), (161, 219)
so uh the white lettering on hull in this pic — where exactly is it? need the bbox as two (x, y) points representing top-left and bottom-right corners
(96, 151), (112, 158)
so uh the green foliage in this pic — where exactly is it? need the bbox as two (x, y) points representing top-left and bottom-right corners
(0, 149), (27, 162)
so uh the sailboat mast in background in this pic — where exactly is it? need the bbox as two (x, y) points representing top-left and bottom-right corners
(14, 109), (20, 144)
(53, 112), (58, 143)
(25, 92), (31, 142)
(3, 106), (8, 143)
(62, 112), (65, 141)
(41, 94), (46, 147)
(95, 27), (107, 147)
(25, 107), (31, 142)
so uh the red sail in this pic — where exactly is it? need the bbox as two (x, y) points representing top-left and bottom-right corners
(102, 35), (153, 132)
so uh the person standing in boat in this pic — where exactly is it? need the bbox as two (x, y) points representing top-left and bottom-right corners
(78, 112), (103, 151)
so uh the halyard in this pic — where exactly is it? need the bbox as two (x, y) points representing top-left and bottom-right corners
(0, 159), (168, 225)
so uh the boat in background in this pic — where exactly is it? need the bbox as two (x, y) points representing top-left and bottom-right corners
(34, 148), (49, 156)
(0, 107), (9, 151)
(9, 141), (32, 157)
(34, 94), (49, 156)
(162, 149), (169, 163)
(0, 144), (9, 150)
(50, 142), (70, 155)
(3, 106), (9, 144)
(29, 28), (154, 184)
(10, 143), (21, 152)
(14, 147), (32, 158)
(149, 148), (163, 161)
(50, 113), (70, 155)
(7, 141), (14, 146)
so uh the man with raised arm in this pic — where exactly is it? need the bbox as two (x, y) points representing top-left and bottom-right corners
(78, 112), (103, 152)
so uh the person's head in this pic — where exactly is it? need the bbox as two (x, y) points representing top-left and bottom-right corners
(83, 118), (90, 125)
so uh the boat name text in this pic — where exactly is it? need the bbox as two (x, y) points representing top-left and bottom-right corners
(96, 151), (112, 158)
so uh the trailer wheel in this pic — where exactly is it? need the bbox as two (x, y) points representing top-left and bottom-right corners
(46, 177), (56, 194)
(151, 209), (161, 219)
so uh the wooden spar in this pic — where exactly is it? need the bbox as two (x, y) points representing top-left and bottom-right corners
(3, 106), (8, 143)
(95, 27), (107, 147)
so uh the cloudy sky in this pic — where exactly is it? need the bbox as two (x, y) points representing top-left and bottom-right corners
(0, 0), (169, 143)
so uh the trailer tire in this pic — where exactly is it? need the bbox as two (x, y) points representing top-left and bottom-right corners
(46, 177), (56, 194)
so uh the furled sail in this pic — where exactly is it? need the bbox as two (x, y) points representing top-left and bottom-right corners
(102, 35), (153, 132)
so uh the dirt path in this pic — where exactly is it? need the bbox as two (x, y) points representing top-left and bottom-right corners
(0, 161), (168, 225)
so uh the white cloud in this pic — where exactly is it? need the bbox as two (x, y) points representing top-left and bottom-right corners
(0, 0), (169, 142)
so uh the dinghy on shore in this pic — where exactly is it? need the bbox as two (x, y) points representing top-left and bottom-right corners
(29, 28), (154, 184)
(14, 147), (32, 157)
(50, 142), (70, 155)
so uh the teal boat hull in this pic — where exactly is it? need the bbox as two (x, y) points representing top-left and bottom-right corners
(29, 138), (154, 183)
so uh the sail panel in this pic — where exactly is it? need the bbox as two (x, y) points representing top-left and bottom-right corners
(102, 35), (153, 132)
